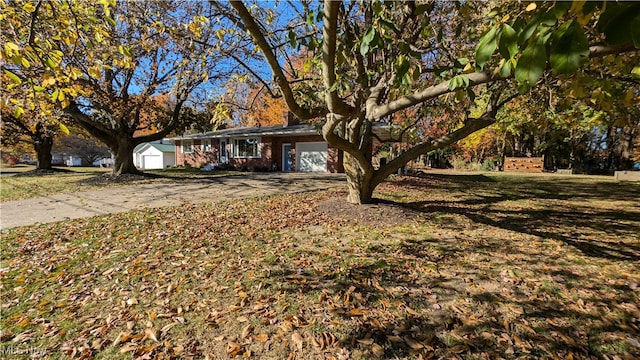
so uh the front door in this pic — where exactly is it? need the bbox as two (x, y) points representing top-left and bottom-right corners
(220, 140), (227, 163)
(282, 143), (292, 172)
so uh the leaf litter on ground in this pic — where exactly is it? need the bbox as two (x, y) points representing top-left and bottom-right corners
(1, 173), (639, 359)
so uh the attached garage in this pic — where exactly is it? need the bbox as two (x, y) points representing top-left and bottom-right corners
(296, 142), (328, 172)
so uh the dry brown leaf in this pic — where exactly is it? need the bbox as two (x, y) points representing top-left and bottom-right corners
(160, 322), (177, 334)
(450, 344), (468, 354)
(387, 335), (403, 343)
(348, 309), (365, 316)
(357, 338), (374, 345)
(254, 333), (269, 342)
(227, 341), (243, 356)
(292, 332), (304, 351)
(404, 337), (424, 349)
(405, 306), (420, 316)
(371, 343), (384, 357)
(144, 327), (159, 342)
(113, 331), (132, 346)
(310, 336), (322, 350)
(119, 343), (137, 353)
(241, 324), (254, 339)
(237, 316), (249, 323)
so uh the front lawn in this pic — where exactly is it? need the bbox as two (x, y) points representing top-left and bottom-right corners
(0, 167), (242, 202)
(1, 173), (638, 359)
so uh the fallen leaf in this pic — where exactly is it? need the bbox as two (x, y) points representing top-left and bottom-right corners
(144, 327), (159, 342)
(405, 306), (420, 316)
(387, 335), (403, 343)
(119, 343), (137, 353)
(254, 333), (269, 342)
(292, 332), (304, 351)
(161, 322), (177, 334)
(404, 337), (424, 349)
(241, 324), (254, 339)
(372, 343), (384, 357)
(357, 338), (374, 345)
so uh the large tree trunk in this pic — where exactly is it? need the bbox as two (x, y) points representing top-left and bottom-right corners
(111, 138), (140, 176)
(344, 152), (375, 204)
(34, 137), (53, 170)
(33, 122), (53, 170)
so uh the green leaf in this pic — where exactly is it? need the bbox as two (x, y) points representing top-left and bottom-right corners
(498, 24), (518, 59)
(448, 75), (469, 91)
(466, 88), (476, 102)
(395, 56), (411, 80)
(51, 89), (59, 101)
(59, 123), (70, 135)
(13, 107), (24, 118)
(455, 57), (470, 67)
(288, 30), (297, 48)
(597, 3), (640, 46)
(550, 21), (589, 74)
(632, 66), (640, 79)
(44, 56), (57, 70)
(4, 69), (22, 84)
(307, 11), (315, 26)
(475, 26), (499, 69)
(515, 35), (547, 91)
(632, 14), (640, 48)
(379, 19), (400, 35)
(106, 16), (116, 27)
(360, 27), (376, 56)
(499, 59), (513, 78)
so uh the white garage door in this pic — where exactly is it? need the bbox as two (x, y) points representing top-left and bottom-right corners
(296, 142), (328, 172)
(142, 155), (163, 169)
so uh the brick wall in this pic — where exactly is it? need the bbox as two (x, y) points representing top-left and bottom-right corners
(176, 135), (344, 173)
(175, 139), (219, 167)
(504, 156), (544, 173)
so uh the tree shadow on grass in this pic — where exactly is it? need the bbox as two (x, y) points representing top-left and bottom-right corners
(264, 233), (640, 358)
(381, 174), (640, 261)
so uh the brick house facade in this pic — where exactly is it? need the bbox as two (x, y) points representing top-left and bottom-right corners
(171, 114), (344, 173)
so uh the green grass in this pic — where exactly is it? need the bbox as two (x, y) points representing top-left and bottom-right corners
(1, 173), (639, 359)
(0, 166), (245, 201)
(0, 167), (111, 201)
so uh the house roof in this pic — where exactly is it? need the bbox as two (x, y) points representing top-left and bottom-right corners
(169, 122), (399, 141)
(170, 124), (321, 141)
(134, 142), (176, 153)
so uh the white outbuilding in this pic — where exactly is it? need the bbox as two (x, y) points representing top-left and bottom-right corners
(133, 141), (176, 169)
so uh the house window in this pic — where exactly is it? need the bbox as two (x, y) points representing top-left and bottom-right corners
(233, 138), (260, 158)
(182, 140), (193, 154)
(202, 139), (211, 152)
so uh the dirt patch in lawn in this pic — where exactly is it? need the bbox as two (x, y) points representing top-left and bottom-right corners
(12, 168), (75, 176)
(316, 192), (423, 226)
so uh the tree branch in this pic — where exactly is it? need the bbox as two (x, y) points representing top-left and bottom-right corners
(321, 0), (350, 115)
(229, 1), (319, 120)
(368, 45), (638, 121)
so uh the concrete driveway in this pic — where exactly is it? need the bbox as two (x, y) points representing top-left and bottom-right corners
(0, 173), (346, 229)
